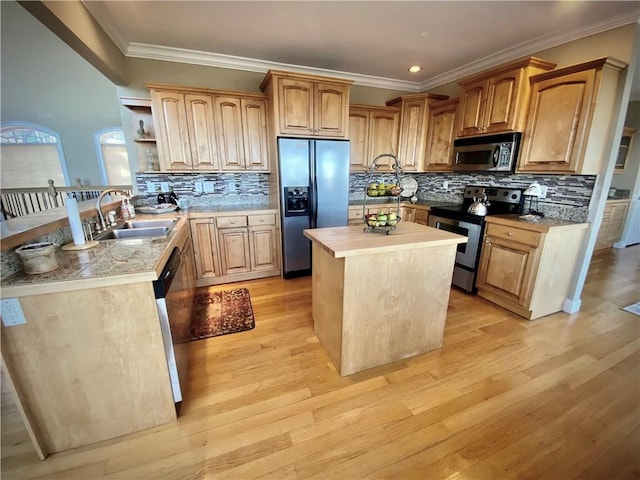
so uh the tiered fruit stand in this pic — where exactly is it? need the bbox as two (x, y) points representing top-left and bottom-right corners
(362, 153), (403, 235)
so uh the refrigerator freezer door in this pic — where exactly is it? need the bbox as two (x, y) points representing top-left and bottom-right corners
(313, 140), (350, 228)
(282, 215), (311, 274)
(278, 138), (310, 187)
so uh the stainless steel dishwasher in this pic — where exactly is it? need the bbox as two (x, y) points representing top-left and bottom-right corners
(154, 245), (194, 408)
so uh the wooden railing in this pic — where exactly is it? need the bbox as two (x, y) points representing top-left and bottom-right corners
(1, 179), (133, 220)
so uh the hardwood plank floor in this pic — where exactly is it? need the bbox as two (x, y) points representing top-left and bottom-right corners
(2, 245), (639, 479)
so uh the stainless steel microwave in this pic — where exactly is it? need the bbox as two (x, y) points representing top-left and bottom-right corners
(452, 132), (522, 172)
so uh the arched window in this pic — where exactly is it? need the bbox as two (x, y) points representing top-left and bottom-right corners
(94, 128), (131, 185)
(0, 122), (71, 188)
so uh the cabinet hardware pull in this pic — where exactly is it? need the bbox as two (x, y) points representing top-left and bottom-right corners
(507, 232), (513, 236)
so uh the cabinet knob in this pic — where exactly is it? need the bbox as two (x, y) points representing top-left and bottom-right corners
(507, 232), (513, 236)
(260, 219), (264, 222)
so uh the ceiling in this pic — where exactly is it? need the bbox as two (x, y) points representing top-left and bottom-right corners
(83, 1), (639, 92)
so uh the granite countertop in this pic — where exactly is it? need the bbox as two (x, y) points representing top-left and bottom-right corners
(0, 204), (279, 298)
(185, 203), (278, 215)
(486, 214), (589, 232)
(349, 199), (457, 208)
(1, 213), (189, 298)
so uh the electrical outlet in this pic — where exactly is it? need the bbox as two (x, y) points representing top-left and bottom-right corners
(160, 182), (170, 193)
(540, 185), (548, 199)
(146, 181), (156, 193)
(203, 181), (215, 193)
(1, 298), (26, 326)
(443, 181), (449, 190)
(194, 181), (203, 193)
(227, 181), (236, 192)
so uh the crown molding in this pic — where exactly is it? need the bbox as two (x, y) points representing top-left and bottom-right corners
(126, 43), (423, 92)
(418, 13), (639, 91)
(126, 12), (638, 94)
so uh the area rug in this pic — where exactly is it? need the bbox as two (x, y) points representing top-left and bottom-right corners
(190, 288), (255, 340)
(622, 302), (640, 317)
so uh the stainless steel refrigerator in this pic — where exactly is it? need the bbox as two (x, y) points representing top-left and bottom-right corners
(278, 138), (350, 278)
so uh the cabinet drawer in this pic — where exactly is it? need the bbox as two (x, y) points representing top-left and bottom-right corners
(248, 213), (276, 226)
(348, 207), (363, 220)
(414, 209), (429, 222)
(486, 223), (541, 247)
(216, 215), (248, 228)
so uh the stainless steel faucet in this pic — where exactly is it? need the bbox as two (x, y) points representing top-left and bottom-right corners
(96, 189), (130, 231)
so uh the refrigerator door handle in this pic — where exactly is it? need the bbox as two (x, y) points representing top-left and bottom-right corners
(309, 147), (317, 228)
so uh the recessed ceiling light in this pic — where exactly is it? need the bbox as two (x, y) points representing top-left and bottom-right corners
(408, 66), (422, 73)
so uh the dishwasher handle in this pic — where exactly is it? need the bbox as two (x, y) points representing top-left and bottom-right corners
(153, 247), (181, 299)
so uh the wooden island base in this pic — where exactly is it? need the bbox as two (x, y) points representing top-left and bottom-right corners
(305, 223), (466, 376)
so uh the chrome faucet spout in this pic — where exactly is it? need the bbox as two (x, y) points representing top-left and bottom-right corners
(96, 189), (130, 230)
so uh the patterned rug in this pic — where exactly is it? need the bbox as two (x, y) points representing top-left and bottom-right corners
(190, 288), (255, 340)
(622, 301), (640, 317)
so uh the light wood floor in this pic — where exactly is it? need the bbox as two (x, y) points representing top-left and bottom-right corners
(2, 245), (639, 479)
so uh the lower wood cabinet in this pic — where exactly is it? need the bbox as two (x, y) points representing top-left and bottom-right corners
(477, 218), (587, 320)
(190, 218), (220, 280)
(190, 211), (280, 286)
(595, 200), (629, 250)
(400, 205), (429, 225)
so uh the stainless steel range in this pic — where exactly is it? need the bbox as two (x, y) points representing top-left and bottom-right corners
(427, 185), (525, 293)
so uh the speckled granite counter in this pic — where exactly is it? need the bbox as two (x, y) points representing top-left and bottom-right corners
(487, 214), (589, 232)
(0, 204), (278, 298)
(348, 199), (456, 209)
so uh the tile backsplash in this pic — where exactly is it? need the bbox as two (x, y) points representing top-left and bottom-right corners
(135, 172), (270, 206)
(136, 171), (596, 222)
(350, 172), (596, 222)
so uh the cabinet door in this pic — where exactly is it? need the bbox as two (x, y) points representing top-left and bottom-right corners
(414, 209), (429, 226)
(457, 80), (487, 137)
(369, 109), (399, 168)
(184, 94), (219, 171)
(249, 225), (278, 271)
(314, 82), (349, 137)
(401, 206), (415, 223)
(215, 96), (246, 171)
(151, 91), (192, 170)
(483, 70), (522, 134)
(190, 219), (219, 279)
(277, 77), (314, 135)
(348, 108), (369, 171)
(606, 203), (628, 245)
(477, 237), (535, 306)
(425, 100), (458, 171)
(241, 98), (269, 171)
(518, 68), (597, 173)
(218, 227), (251, 275)
(397, 99), (428, 171)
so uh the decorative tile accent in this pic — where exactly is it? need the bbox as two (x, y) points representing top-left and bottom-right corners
(350, 172), (596, 222)
(135, 172), (270, 206)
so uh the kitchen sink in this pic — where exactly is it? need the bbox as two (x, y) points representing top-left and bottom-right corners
(96, 218), (177, 240)
(122, 219), (178, 229)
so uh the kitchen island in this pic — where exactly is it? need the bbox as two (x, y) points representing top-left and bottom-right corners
(303, 222), (466, 376)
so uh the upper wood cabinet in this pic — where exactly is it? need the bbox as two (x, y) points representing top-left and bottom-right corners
(148, 84), (270, 172)
(424, 98), (459, 171)
(456, 57), (556, 137)
(386, 93), (449, 171)
(260, 70), (352, 138)
(348, 104), (400, 171)
(215, 96), (269, 171)
(517, 58), (625, 174)
(151, 90), (218, 171)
